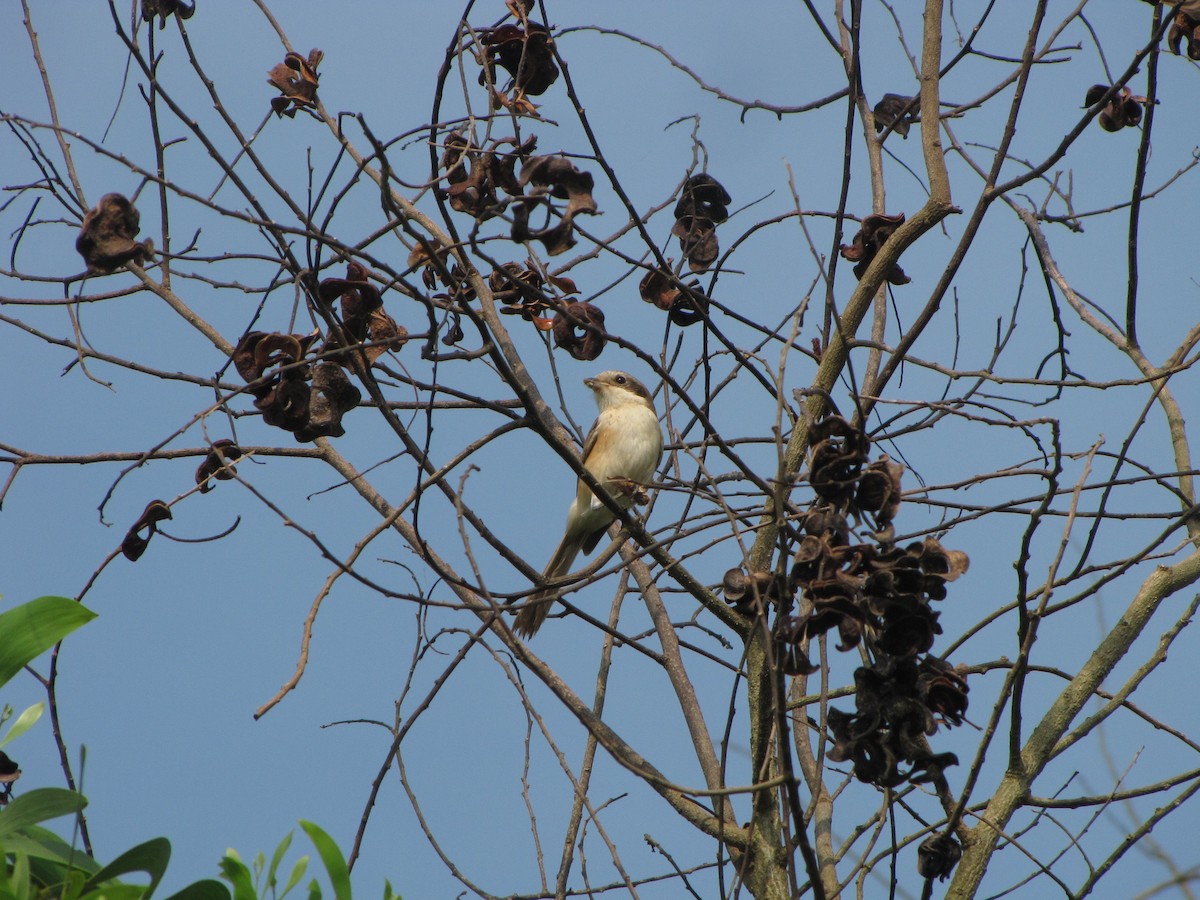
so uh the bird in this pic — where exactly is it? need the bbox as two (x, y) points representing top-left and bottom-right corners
(514, 371), (664, 638)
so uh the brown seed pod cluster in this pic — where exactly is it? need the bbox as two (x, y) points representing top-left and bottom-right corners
(437, 137), (597, 257)
(316, 262), (407, 365)
(439, 132), (534, 221)
(723, 414), (971, 805)
(234, 331), (361, 443)
(491, 260), (559, 329)
(490, 262), (607, 359)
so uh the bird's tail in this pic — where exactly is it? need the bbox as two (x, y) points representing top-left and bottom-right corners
(514, 534), (583, 638)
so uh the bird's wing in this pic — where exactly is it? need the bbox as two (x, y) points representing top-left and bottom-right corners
(580, 418), (600, 464)
(576, 416), (606, 511)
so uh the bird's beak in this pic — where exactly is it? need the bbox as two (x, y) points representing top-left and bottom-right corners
(583, 377), (598, 390)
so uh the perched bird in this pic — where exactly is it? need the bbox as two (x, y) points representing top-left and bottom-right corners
(515, 371), (664, 638)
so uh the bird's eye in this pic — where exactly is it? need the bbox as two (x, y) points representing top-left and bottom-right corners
(614, 375), (626, 384)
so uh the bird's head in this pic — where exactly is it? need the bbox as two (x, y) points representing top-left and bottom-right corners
(584, 370), (655, 412)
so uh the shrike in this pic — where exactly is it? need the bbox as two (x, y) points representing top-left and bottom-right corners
(515, 371), (663, 637)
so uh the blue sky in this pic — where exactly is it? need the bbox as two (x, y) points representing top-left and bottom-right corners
(3, 2), (1200, 898)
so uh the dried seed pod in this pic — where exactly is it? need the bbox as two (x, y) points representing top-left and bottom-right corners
(722, 566), (772, 615)
(478, 21), (559, 97)
(1168, 7), (1200, 59)
(268, 49), (323, 117)
(122, 500), (173, 561)
(1084, 84), (1149, 132)
(76, 194), (155, 273)
(873, 93), (917, 138)
(917, 833), (963, 882)
(552, 301), (607, 361)
(839, 213), (910, 285)
(294, 362), (362, 441)
(775, 615), (819, 676)
(672, 174), (731, 272)
(196, 440), (245, 493)
(855, 456), (904, 525)
(511, 156), (598, 255)
(142, 0), (194, 27)
(639, 268), (710, 327)
(317, 262), (383, 344)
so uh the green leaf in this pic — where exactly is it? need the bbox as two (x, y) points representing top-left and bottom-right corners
(0, 703), (44, 749)
(265, 830), (294, 894)
(279, 856), (309, 900)
(82, 836), (171, 897)
(0, 789), (86, 838)
(163, 879), (232, 900)
(0, 597), (96, 688)
(0, 825), (100, 874)
(8, 848), (31, 900)
(298, 823), (349, 900)
(219, 854), (257, 900)
(59, 867), (89, 900)
(77, 885), (147, 900)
